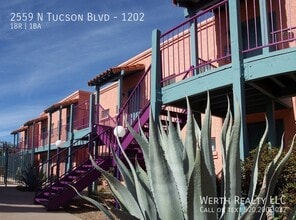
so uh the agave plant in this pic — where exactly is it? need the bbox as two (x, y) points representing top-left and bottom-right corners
(70, 95), (295, 220)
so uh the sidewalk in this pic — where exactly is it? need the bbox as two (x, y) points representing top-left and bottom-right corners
(0, 185), (81, 220)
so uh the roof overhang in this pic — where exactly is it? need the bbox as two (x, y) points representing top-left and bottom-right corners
(24, 115), (48, 126)
(44, 98), (79, 113)
(11, 126), (28, 134)
(88, 64), (145, 87)
(173, 0), (221, 16)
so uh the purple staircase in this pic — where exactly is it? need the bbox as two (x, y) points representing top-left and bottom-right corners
(35, 158), (111, 211)
(34, 127), (115, 211)
(35, 65), (187, 211)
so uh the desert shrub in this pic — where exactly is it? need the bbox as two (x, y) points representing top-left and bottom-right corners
(241, 143), (296, 218)
(19, 164), (46, 191)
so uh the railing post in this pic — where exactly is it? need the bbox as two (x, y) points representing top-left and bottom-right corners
(47, 112), (53, 177)
(151, 29), (162, 123)
(31, 122), (35, 165)
(190, 18), (199, 75)
(67, 104), (74, 171)
(58, 105), (62, 140)
(259, 0), (270, 54)
(117, 70), (124, 125)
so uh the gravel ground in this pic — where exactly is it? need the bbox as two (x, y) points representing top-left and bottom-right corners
(64, 198), (110, 220)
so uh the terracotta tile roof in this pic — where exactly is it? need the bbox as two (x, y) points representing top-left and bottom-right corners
(44, 98), (79, 113)
(88, 64), (145, 87)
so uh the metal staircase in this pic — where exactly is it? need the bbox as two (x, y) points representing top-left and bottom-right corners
(34, 65), (188, 211)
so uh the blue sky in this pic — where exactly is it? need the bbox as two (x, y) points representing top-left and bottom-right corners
(0, 0), (185, 143)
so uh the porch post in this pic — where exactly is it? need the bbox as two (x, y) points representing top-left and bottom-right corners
(117, 70), (124, 125)
(151, 29), (162, 123)
(190, 18), (199, 75)
(58, 106), (62, 140)
(47, 112), (52, 176)
(266, 99), (277, 146)
(259, 0), (270, 54)
(67, 104), (74, 171)
(88, 93), (95, 195)
(31, 122), (35, 165)
(228, 0), (249, 159)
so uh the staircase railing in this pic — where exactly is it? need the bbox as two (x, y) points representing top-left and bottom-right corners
(116, 65), (151, 126)
(95, 103), (116, 127)
(35, 126), (115, 195)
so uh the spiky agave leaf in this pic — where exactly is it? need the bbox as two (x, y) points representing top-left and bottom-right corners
(219, 97), (232, 220)
(89, 155), (144, 219)
(184, 97), (197, 179)
(114, 135), (159, 220)
(187, 147), (204, 220)
(148, 112), (185, 220)
(165, 111), (188, 218)
(247, 116), (268, 204)
(199, 93), (218, 219)
(68, 184), (116, 220)
(223, 96), (241, 220)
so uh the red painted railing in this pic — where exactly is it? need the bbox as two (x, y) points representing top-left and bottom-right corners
(116, 65), (151, 126)
(160, 0), (230, 86)
(242, 0), (296, 55)
(94, 104), (116, 127)
(160, 0), (296, 86)
(73, 100), (90, 130)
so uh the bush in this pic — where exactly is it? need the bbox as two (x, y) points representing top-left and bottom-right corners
(19, 164), (46, 191)
(241, 143), (296, 218)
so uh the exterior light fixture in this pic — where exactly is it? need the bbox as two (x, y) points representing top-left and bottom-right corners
(113, 125), (126, 138)
(55, 140), (64, 148)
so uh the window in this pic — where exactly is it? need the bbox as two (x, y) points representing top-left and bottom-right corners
(211, 137), (216, 151)
(101, 109), (110, 118)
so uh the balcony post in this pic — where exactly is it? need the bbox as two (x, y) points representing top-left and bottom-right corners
(58, 105), (62, 140)
(117, 70), (124, 125)
(47, 112), (52, 176)
(190, 18), (198, 75)
(151, 29), (162, 123)
(31, 122), (35, 165)
(259, 0), (270, 54)
(266, 99), (277, 146)
(228, 0), (248, 159)
(66, 104), (74, 171)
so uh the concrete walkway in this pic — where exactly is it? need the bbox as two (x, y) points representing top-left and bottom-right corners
(0, 185), (81, 220)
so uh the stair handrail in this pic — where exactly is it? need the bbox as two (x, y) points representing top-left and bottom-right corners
(95, 103), (116, 127)
(35, 132), (91, 192)
(116, 64), (151, 126)
(36, 123), (117, 196)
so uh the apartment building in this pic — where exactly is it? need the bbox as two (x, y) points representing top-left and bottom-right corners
(11, 0), (296, 211)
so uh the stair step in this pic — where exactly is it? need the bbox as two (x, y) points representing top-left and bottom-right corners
(68, 175), (78, 180)
(51, 186), (64, 191)
(59, 180), (71, 185)
(44, 192), (57, 197)
(35, 198), (49, 206)
(75, 169), (87, 174)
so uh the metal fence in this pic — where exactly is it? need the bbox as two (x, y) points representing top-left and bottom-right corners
(0, 148), (31, 185)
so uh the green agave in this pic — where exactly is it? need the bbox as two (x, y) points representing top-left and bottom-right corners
(71, 95), (295, 220)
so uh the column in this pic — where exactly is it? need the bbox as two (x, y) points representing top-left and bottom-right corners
(151, 29), (162, 123)
(228, 0), (249, 159)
